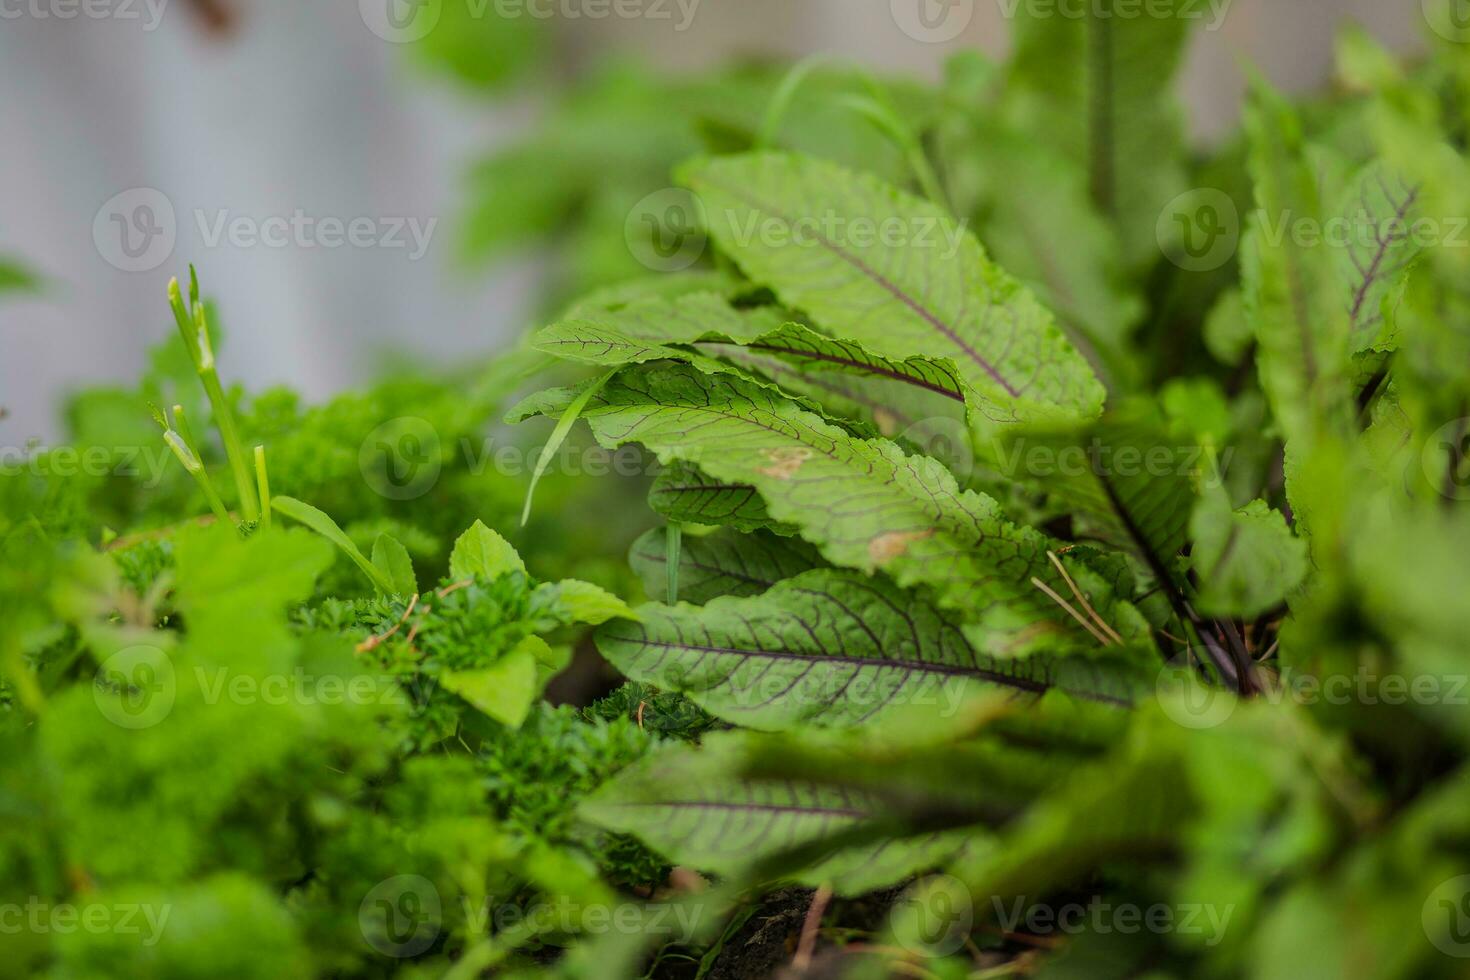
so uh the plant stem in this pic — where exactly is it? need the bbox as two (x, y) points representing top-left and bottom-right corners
(163, 430), (231, 524)
(170, 273), (260, 523)
(254, 445), (271, 529)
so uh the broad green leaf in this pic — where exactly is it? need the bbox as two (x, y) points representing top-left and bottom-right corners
(534, 297), (970, 432)
(1190, 496), (1307, 619)
(534, 293), (781, 364)
(370, 533), (418, 596)
(529, 363), (1143, 656)
(596, 568), (1142, 731)
(439, 638), (540, 728)
(679, 152), (1103, 424)
(629, 527), (824, 603)
(532, 579), (637, 626)
(449, 520), (526, 581)
(580, 732), (968, 894)
(1242, 81), (1355, 445)
(648, 460), (785, 534)
(936, 106), (1143, 381)
(1003, 0), (1193, 269)
(271, 495), (395, 594)
(1331, 163), (1422, 349)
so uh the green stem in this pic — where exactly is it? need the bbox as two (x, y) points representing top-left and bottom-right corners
(197, 362), (259, 523)
(163, 430), (232, 524)
(169, 272), (260, 522)
(757, 55), (833, 149)
(254, 446), (271, 530)
(665, 522), (682, 603)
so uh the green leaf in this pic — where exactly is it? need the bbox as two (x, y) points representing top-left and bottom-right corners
(439, 639), (540, 729)
(370, 533), (418, 596)
(1242, 81), (1355, 445)
(629, 527), (824, 603)
(597, 568), (1142, 730)
(679, 152), (1103, 424)
(1003, 0), (1194, 269)
(648, 460), (785, 533)
(992, 409), (1202, 571)
(1331, 162), (1422, 349)
(270, 496), (396, 594)
(533, 293), (781, 364)
(1191, 495), (1307, 619)
(0, 257), (39, 293)
(532, 579), (637, 626)
(527, 363), (1142, 656)
(522, 369), (620, 526)
(580, 732), (968, 894)
(936, 106), (1143, 380)
(448, 520), (526, 581)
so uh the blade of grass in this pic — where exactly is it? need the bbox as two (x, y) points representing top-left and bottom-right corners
(520, 369), (619, 526)
(272, 495), (396, 594)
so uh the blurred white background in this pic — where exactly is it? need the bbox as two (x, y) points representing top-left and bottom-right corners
(0, 0), (1425, 440)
